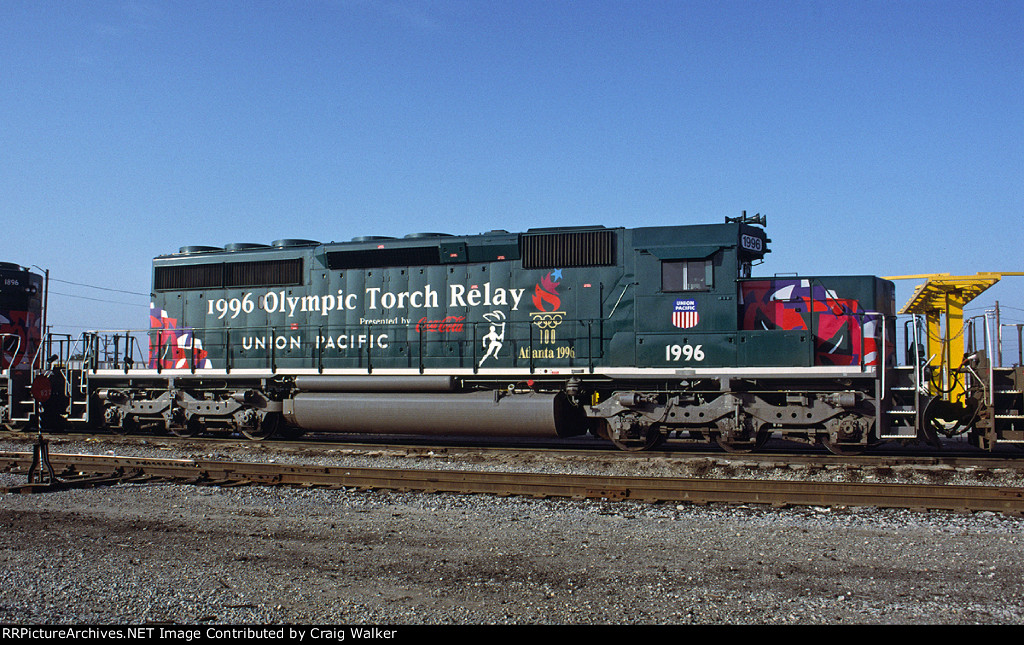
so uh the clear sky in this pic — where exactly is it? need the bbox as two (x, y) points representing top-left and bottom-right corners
(2, 1), (1022, 358)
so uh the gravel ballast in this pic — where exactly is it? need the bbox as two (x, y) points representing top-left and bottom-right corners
(3, 435), (1024, 625)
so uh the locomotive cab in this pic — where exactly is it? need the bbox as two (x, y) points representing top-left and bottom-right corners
(630, 215), (770, 369)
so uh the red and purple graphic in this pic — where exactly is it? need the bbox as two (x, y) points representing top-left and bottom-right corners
(0, 309), (40, 371)
(149, 305), (212, 369)
(740, 280), (880, 366)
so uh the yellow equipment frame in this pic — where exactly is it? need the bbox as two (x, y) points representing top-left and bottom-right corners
(885, 272), (1024, 401)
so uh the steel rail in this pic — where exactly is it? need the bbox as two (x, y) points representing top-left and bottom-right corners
(9, 430), (1024, 473)
(3, 451), (1024, 514)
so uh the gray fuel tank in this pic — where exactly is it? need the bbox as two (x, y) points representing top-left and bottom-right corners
(285, 391), (586, 438)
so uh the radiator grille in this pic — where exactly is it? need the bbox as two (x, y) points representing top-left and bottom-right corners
(522, 230), (615, 269)
(325, 247), (440, 270)
(155, 258), (303, 291)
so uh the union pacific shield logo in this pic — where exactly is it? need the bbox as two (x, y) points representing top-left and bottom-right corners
(672, 299), (699, 329)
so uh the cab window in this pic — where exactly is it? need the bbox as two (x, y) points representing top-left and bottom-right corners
(662, 259), (712, 291)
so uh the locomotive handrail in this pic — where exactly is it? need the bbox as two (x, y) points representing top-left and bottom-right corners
(84, 312), (898, 378)
(316, 326), (323, 374)
(872, 311), (886, 396)
(606, 283), (631, 320)
(29, 334), (46, 376)
(0, 333), (20, 375)
(909, 313), (925, 394)
(1002, 322), (1024, 367)
(984, 312), (996, 407)
(365, 325), (372, 374)
(418, 325), (424, 375)
(73, 330), (145, 373)
(587, 320), (594, 373)
(269, 324), (275, 374)
(528, 319), (534, 373)
(88, 316), (608, 376)
(898, 313), (931, 397)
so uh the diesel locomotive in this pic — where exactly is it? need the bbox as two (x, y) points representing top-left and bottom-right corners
(3, 214), (1022, 453)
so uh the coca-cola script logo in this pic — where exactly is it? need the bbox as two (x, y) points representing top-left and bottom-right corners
(415, 315), (466, 333)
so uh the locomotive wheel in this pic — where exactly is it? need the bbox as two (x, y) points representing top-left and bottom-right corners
(821, 438), (865, 456)
(821, 412), (874, 456)
(109, 416), (137, 436)
(607, 418), (665, 451)
(611, 428), (664, 452)
(589, 419), (611, 441)
(241, 412), (280, 441)
(715, 431), (770, 453)
(170, 416), (203, 438)
(3, 420), (28, 433)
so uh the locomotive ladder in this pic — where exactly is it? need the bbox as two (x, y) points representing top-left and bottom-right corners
(880, 314), (925, 442)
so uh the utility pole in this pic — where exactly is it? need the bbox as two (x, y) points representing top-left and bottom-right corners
(43, 268), (49, 359)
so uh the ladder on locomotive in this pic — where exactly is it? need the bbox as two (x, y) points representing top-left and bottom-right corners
(880, 315), (927, 442)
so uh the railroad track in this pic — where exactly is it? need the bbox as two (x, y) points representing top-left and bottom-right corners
(3, 450), (1024, 515)
(7, 429), (1024, 472)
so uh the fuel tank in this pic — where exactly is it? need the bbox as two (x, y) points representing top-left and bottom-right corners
(284, 391), (586, 438)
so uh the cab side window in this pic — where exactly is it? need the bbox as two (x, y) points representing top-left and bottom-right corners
(662, 259), (713, 291)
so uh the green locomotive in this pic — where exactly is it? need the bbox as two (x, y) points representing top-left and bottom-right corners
(8, 214), (1021, 453)
(120, 213), (885, 452)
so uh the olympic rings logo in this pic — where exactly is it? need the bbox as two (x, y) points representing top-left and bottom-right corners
(530, 312), (565, 329)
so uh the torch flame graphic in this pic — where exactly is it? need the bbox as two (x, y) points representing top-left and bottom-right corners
(532, 272), (562, 311)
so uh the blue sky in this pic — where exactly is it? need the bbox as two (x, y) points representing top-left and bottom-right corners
(2, 1), (1022, 358)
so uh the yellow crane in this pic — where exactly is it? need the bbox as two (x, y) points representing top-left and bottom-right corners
(884, 272), (1024, 401)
